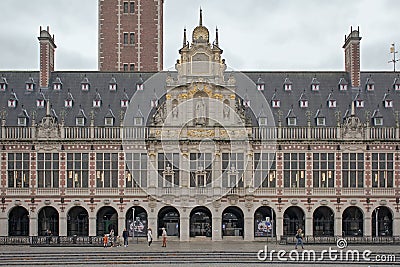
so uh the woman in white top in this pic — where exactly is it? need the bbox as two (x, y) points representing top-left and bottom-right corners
(147, 228), (153, 247)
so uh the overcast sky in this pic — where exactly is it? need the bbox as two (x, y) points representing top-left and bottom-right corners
(0, 0), (399, 71)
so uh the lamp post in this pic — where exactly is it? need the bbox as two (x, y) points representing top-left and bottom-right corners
(132, 208), (135, 243)
(375, 207), (379, 237)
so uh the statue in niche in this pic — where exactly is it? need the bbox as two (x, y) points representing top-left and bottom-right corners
(223, 103), (230, 119)
(172, 102), (178, 118)
(195, 98), (206, 125)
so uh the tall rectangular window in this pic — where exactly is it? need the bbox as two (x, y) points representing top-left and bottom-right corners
(157, 153), (179, 187)
(342, 153), (364, 188)
(130, 2), (135, 13)
(123, 2), (129, 13)
(130, 64), (135, 71)
(37, 153), (59, 188)
(125, 153), (147, 187)
(130, 32), (135, 45)
(123, 64), (128, 71)
(222, 153), (244, 187)
(372, 153), (394, 188)
(96, 153), (118, 188)
(283, 153), (306, 187)
(189, 153), (212, 187)
(7, 153), (30, 188)
(312, 153), (334, 188)
(254, 152), (276, 188)
(67, 153), (89, 188)
(123, 33), (128, 45)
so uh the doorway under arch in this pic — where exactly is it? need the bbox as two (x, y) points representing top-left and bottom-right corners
(38, 206), (59, 236)
(67, 206), (89, 236)
(372, 206), (393, 237)
(190, 206), (212, 238)
(283, 206), (305, 236)
(342, 206), (363, 237)
(158, 206), (180, 237)
(313, 206), (334, 237)
(222, 206), (244, 238)
(9, 206), (29, 236)
(126, 206), (148, 237)
(97, 206), (118, 236)
(254, 206), (276, 237)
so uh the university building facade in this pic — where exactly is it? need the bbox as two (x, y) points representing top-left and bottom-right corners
(0, 13), (399, 242)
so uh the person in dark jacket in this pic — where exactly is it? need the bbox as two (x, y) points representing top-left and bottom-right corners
(122, 228), (129, 247)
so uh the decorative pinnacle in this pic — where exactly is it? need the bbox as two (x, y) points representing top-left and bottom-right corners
(215, 27), (219, 46)
(183, 27), (187, 46)
(199, 8), (203, 26)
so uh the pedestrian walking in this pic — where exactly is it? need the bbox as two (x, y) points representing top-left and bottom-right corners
(109, 229), (115, 247)
(295, 228), (304, 249)
(122, 228), (129, 247)
(147, 228), (153, 247)
(161, 227), (167, 247)
(103, 234), (108, 248)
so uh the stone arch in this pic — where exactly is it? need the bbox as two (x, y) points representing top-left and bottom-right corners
(222, 206), (244, 238)
(372, 206), (393, 237)
(8, 206), (29, 236)
(313, 206), (334, 237)
(67, 206), (89, 236)
(342, 206), (364, 237)
(283, 206), (305, 236)
(96, 206), (118, 236)
(158, 206), (180, 237)
(37, 206), (59, 236)
(126, 206), (148, 237)
(190, 206), (212, 238)
(254, 206), (276, 237)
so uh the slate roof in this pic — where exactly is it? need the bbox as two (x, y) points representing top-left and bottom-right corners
(0, 71), (399, 127)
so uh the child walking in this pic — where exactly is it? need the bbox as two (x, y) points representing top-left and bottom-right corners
(103, 234), (109, 248)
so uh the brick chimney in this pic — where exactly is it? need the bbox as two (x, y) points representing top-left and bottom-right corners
(38, 26), (56, 88)
(343, 26), (361, 88)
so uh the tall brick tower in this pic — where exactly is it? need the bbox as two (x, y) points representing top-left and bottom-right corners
(343, 26), (361, 88)
(98, 0), (163, 72)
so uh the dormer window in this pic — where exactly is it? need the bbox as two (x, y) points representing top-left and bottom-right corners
(65, 99), (73, 108)
(81, 83), (89, 91)
(339, 84), (347, 91)
(384, 99), (393, 108)
(256, 77), (265, 91)
(8, 99), (16, 108)
(271, 99), (280, 108)
(26, 83), (34, 91)
(284, 84), (292, 91)
(355, 99), (364, 108)
(76, 117), (85, 126)
(105, 117), (114, 126)
(366, 83), (374, 91)
(316, 117), (325, 126)
(109, 83), (117, 91)
(243, 99), (250, 108)
(18, 117), (27, 126)
(259, 117), (267, 126)
(121, 99), (129, 108)
(136, 75), (144, 91)
(287, 117), (297, 126)
(394, 84), (400, 91)
(374, 117), (383, 126)
(311, 84), (319, 91)
(53, 83), (62, 90)
(151, 99), (158, 108)
(134, 117), (143, 126)
(365, 77), (375, 91)
(299, 100), (308, 108)
(328, 99), (337, 108)
(37, 99), (45, 108)
(93, 99), (101, 108)
(0, 83), (7, 91)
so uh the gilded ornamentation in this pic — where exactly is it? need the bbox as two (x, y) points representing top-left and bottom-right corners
(187, 129), (215, 138)
(166, 94), (171, 100)
(230, 94), (236, 100)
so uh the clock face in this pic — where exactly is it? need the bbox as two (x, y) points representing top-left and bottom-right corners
(193, 27), (209, 42)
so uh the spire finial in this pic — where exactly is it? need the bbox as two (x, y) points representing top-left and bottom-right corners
(46, 98), (51, 116)
(199, 8), (203, 26)
(215, 26), (219, 46)
(183, 27), (187, 46)
(351, 100), (355, 116)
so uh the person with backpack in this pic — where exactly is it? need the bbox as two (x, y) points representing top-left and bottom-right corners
(295, 228), (304, 249)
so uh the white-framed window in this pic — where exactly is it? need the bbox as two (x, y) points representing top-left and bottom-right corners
(374, 117), (383, 126)
(311, 84), (319, 91)
(257, 84), (265, 91)
(158, 153), (179, 187)
(284, 84), (292, 91)
(366, 84), (374, 91)
(121, 99), (129, 108)
(18, 117), (27, 126)
(37, 153), (59, 188)
(96, 153), (119, 188)
(222, 153), (244, 188)
(259, 117), (267, 126)
(8, 99), (16, 108)
(316, 117), (326, 126)
(76, 117), (85, 126)
(0, 83), (7, 91)
(287, 117), (297, 126)
(151, 99), (158, 108)
(243, 99), (250, 107)
(384, 100), (393, 108)
(394, 84), (400, 91)
(136, 83), (143, 91)
(37, 99), (45, 108)
(81, 83), (89, 91)
(93, 99), (101, 108)
(328, 99), (337, 108)
(109, 84), (117, 91)
(299, 100), (308, 108)
(26, 83), (34, 91)
(355, 100), (364, 108)
(53, 83), (62, 90)
(65, 99), (73, 108)
(339, 84), (347, 91)
(283, 152), (306, 188)
(134, 117), (143, 126)
(190, 153), (212, 187)
(271, 99), (280, 108)
(104, 117), (114, 126)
